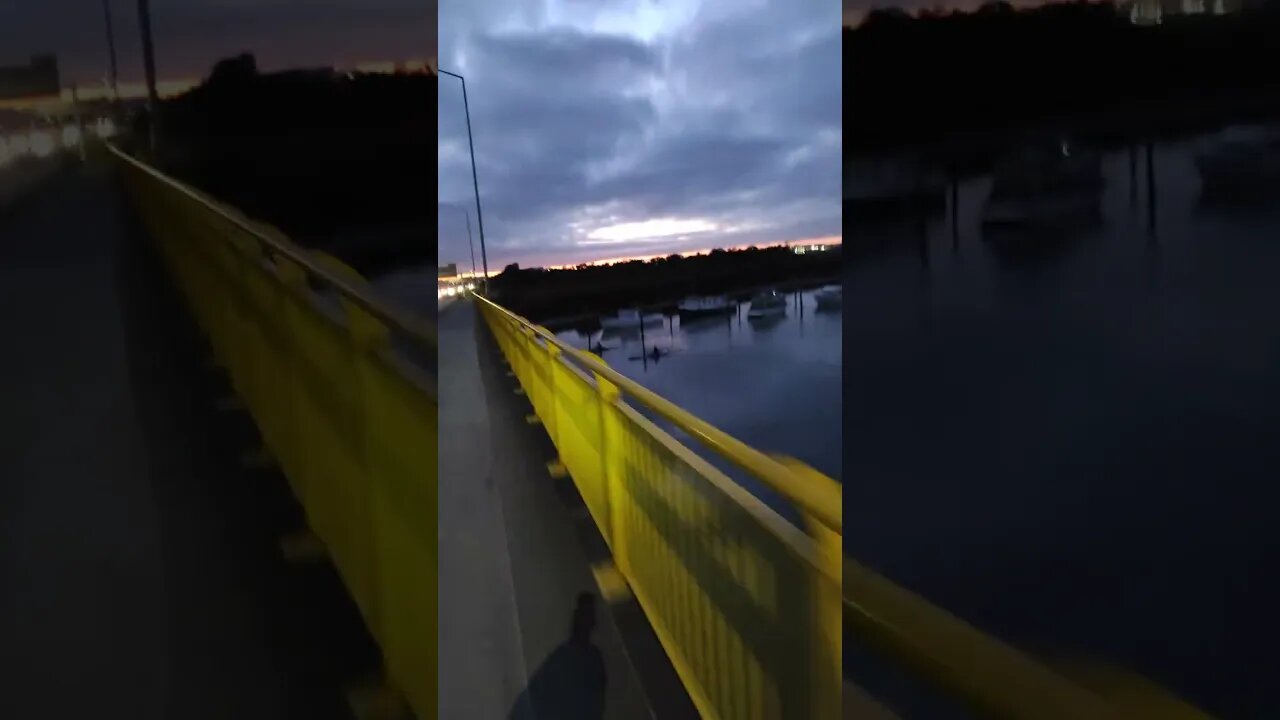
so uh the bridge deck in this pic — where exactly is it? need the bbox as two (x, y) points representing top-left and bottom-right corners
(0, 166), (366, 719)
(439, 298), (680, 719)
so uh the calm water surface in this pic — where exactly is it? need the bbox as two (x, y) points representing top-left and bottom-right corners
(847, 132), (1280, 718)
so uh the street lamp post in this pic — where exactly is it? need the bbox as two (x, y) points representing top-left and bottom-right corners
(439, 68), (489, 292)
(137, 0), (160, 153)
(102, 0), (120, 101)
(465, 209), (478, 284)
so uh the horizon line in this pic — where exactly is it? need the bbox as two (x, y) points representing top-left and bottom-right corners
(440, 236), (842, 278)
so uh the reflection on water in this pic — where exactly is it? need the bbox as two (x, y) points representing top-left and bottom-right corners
(557, 288), (843, 512)
(848, 127), (1280, 718)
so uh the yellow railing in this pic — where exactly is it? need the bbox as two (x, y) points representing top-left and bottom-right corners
(843, 556), (1216, 719)
(476, 294), (843, 720)
(109, 139), (1214, 720)
(477, 294), (1217, 720)
(112, 146), (438, 719)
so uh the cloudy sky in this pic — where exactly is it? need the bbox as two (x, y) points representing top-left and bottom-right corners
(0, 0), (434, 87)
(438, 0), (841, 271)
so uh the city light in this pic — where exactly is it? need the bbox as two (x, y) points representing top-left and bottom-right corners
(792, 243), (831, 255)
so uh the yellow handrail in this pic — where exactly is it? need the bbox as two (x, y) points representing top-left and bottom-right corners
(108, 144), (438, 356)
(474, 293), (842, 533)
(477, 292), (1215, 720)
(477, 292), (842, 720)
(113, 146), (437, 718)
(111, 138), (1212, 720)
(843, 556), (1216, 719)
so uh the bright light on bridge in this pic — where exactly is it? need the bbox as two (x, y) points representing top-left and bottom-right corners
(61, 125), (81, 149)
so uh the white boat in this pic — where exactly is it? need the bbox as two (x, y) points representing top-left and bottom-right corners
(747, 290), (787, 319)
(1196, 127), (1280, 199)
(599, 308), (662, 331)
(677, 296), (736, 322)
(846, 156), (947, 224)
(814, 287), (841, 311)
(982, 140), (1103, 232)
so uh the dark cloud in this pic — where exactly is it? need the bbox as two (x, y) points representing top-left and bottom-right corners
(438, 0), (841, 270)
(0, 0), (433, 85)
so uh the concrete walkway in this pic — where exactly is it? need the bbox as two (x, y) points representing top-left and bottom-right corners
(439, 299), (659, 720)
(437, 299), (529, 718)
(0, 165), (365, 719)
(0, 155), (68, 215)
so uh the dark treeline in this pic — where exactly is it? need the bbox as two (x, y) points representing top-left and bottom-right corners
(847, 1), (1280, 161)
(0, 108), (29, 132)
(489, 246), (842, 322)
(142, 54), (434, 277)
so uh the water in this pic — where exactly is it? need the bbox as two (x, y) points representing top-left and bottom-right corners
(847, 131), (1280, 718)
(556, 290), (843, 510)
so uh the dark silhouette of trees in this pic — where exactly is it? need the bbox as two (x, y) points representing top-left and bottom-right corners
(206, 53), (258, 87)
(147, 53), (435, 276)
(846, 2), (1280, 156)
(488, 245), (841, 321)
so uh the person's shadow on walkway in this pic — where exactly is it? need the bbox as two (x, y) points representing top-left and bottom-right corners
(508, 592), (608, 720)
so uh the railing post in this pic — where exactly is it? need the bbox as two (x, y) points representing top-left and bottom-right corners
(519, 325), (537, 407)
(271, 251), (310, 501)
(317, 252), (390, 647)
(805, 510), (842, 719)
(542, 333), (561, 450)
(593, 364), (622, 555)
(775, 455), (842, 719)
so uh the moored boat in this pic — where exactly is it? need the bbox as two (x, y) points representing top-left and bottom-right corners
(982, 139), (1103, 234)
(600, 308), (662, 331)
(814, 286), (841, 311)
(677, 296), (736, 322)
(1196, 127), (1280, 200)
(846, 157), (947, 225)
(747, 289), (787, 319)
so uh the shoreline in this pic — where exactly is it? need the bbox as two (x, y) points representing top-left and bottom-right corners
(534, 273), (841, 332)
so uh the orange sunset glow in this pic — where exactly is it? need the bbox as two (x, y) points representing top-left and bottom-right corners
(540, 235), (842, 270)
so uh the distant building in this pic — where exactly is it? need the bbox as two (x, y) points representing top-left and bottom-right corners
(1125, 0), (1246, 23)
(0, 55), (59, 101)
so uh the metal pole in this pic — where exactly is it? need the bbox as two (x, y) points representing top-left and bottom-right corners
(465, 209), (478, 282)
(950, 170), (959, 252)
(137, 0), (159, 153)
(72, 85), (87, 163)
(1145, 139), (1157, 239)
(102, 0), (120, 101)
(1129, 143), (1137, 209)
(440, 69), (489, 291)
